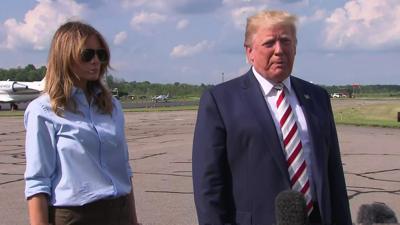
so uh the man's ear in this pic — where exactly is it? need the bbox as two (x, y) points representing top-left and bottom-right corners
(245, 46), (253, 64)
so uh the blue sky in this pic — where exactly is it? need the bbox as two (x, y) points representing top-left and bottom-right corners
(0, 0), (399, 85)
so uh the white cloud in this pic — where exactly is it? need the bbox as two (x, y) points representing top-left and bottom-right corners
(130, 11), (167, 30)
(223, 0), (265, 6)
(1, 0), (84, 50)
(231, 6), (260, 29)
(121, 0), (168, 10)
(324, 0), (400, 49)
(122, 0), (222, 14)
(170, 40), (213, 58)
(113, 31), (128, 45)
(223, 0), (238, 5)
(223, 0), (306, 7)
(299, 9), (326, 25)
(176, 19), (189, 30)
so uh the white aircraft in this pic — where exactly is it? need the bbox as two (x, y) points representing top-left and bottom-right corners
(152, 93), (169, 103)
(0, 79), (44, 110)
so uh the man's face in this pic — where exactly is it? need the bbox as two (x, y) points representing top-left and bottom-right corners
(246, 25), (296, 83)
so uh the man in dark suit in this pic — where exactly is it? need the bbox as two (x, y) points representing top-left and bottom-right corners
(192, 10), (352, 225)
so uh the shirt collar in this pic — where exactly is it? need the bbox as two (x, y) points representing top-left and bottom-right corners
(71, 86), (82, 96)
(252, 66), (292, 96)
(71, 85), (102, 97)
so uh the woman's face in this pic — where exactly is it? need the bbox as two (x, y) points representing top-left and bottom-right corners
(70, 34), (106, 89)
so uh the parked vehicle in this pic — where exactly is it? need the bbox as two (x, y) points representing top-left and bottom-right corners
(331, 93), (347, 98)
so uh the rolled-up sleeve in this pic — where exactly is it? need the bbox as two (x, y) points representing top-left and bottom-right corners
(24, 103), (57, 199)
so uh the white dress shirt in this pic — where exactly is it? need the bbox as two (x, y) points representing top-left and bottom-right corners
(252, 67), (316, 199)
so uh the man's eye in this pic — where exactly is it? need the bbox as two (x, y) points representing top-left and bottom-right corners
(280, 38), (292, 45)
(263, 41), (275, 47)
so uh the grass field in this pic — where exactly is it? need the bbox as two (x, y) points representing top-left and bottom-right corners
(0, 110), (24, 117)
(331, 98), (400, 128)
(1, 98), (400, 128)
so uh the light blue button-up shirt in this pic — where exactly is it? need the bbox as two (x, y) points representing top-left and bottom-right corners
(24, 87), (132, 206)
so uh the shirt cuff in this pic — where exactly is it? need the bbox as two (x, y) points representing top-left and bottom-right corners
(25, 178), (51, 199)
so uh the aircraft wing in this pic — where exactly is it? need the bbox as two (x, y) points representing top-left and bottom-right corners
(0, 95), (14, 103)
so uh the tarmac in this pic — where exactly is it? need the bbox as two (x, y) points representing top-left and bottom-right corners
(0, 110), (399, 225)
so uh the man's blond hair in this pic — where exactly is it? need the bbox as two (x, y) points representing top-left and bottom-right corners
(244, 10), (297, 47)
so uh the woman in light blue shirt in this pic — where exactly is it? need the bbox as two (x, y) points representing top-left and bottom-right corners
(24, 21), (140, 225)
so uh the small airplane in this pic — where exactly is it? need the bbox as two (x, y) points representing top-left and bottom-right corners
(0, 79), (44, 110)
(152, 93), (169, 103)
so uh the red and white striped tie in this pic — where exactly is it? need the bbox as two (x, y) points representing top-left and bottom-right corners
(275, 83), (313, 215)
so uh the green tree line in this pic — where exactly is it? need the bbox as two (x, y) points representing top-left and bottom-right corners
(106, 74), (213, 99)
(0, 64), (46, 81)
(0, 65), (212, 99)
(1, 65), (399, 98)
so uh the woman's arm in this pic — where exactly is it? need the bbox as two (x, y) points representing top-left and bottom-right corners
(27, 193), (49, 225)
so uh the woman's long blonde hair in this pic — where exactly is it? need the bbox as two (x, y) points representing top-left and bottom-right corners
(44, 21), (113, 116)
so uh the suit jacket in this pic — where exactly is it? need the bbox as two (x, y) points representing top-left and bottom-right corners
(192, 69), (352, 225)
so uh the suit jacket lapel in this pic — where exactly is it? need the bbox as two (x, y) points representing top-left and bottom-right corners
(240, 70), (290, 181)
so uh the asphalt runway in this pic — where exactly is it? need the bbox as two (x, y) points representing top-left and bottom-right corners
(0, 111), (399, 225)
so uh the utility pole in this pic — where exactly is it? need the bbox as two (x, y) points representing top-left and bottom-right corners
(221, 72), (224, 83)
